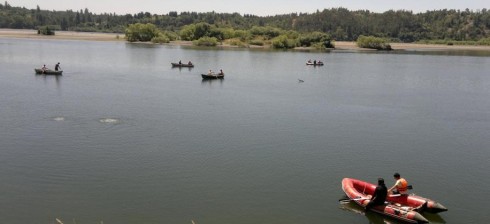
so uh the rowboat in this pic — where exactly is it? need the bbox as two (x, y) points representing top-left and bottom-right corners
(342, 178), (429, 223)
(171, 62), (194, 67)
(34, 68), (63, 75)
(306, 62), (324, 66)
(201, 73), (224, 79)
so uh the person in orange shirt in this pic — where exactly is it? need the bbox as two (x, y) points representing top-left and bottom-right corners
(388, 173), (409, 195)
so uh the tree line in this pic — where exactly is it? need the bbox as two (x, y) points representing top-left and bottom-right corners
(1, 1), (489, 42)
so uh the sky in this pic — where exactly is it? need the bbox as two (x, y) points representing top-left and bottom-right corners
(7, 0), (489, 16)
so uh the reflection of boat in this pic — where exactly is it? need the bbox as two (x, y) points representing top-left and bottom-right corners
(340, 199), (447, 224)
(171, 62), (194, 67)
(342, 178), (428, 223)
(340, 200), (396, 224)
(34, 68), (63, 75)
(201, 73), (224, 79)
(306, 61), (324, 66)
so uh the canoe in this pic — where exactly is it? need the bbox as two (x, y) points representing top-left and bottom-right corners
(306, 62), (324, 66)
(34, 68), (63, 75)
(342, 178), (429, 223)
(171, 63), (194, 67)
(201, 73), (224, 79)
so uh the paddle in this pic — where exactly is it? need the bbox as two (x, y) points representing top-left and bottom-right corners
(339, 197), (369, 204)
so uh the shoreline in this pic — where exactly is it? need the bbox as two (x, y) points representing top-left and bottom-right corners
(2, 28), (490, 51)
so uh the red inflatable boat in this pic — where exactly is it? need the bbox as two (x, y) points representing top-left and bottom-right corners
(342, 178), (443, 223)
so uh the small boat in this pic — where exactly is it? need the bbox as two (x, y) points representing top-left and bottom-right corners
(342, 178), (429, 223)
(171, 62), (194, 68)
(34, 68), (63, 75)
(201, 73), (224, 79)
(306, 62), (324, 66)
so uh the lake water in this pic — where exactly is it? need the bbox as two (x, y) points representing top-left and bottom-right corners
(1, 38), (489, 224)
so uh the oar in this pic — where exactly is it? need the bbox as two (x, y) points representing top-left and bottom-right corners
(339, 197), (369, 203)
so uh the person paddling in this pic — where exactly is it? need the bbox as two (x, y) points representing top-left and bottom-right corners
(54, 62), (61, 71)
(365, 178), (388, 210)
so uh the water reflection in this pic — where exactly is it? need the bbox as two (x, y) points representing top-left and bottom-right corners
(339, 201), (446, 224)
(35, 73), (62, 88)
(201, 77), (224, 86)
(171, 66), (194, 72)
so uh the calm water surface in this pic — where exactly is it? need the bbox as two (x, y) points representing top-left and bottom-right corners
(1, 38), (489, 224)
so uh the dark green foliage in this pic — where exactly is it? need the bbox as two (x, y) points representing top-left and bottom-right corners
(356, 35), (392, 50)
(271, 35), (298, 49)
(1, 3), (489, 43)
(299, 32), (332, 47)
(193, 36), (218, 46)
(125, 23), (159, 42)
(38, 26), (55, 35)
(151, 34), (170, 44)
(249, 39), (264, 46)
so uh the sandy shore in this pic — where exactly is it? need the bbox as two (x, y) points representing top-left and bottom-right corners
(0, 29), (124, 41)
(1, 28), (490, 51)
(334, 41), (490, 51)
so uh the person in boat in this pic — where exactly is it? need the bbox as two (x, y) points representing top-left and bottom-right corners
(41, 64), (47, 73)
(365, 178), (388, 211)
(317, 60), (323, 64)
(313, 60), (317, 65)
(188, 61), (192, 65)
(388, 173), (409, 195)
(308, 59), (312, 63)
(219, 69), (224, 75)
(208, 69), (213, 75)
(54, 62), (61, 71)
(178, 60), (182, 65)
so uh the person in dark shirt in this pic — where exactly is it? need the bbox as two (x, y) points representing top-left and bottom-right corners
(366, 178), (388, 210)
(54, 62), (61, 71)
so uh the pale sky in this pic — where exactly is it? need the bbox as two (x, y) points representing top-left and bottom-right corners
(7, 0), (489, 16)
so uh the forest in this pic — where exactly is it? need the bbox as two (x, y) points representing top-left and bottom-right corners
(1, 1), (489, 43)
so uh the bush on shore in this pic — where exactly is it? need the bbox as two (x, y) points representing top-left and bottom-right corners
(125, 23), (160, 42)
(151, 34), (170, 44)
(271, 35), (298, 49)
(38, 26), (55, 35)
(193, 36), (218, 46)
(356, 35), (392, 50)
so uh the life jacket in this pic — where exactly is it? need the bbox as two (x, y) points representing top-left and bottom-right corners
(396, 178), (408, 193)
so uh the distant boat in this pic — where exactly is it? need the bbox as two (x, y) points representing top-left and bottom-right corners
(34, 68), (63, 75)
(306, 61), (324, 66)
(201, 73), (224, 79)
(171, 62), (194, 68)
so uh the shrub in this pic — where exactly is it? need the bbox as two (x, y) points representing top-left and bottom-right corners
(180, 22), (212, 41)
(193, 36), (218, 46)
(477, 38), (490, 46)
(249, 39), (264, 46)
(271, 35), (297, 49)
(125, 23), (159, 42)
(162, 31), (179, 41)
(233, 30), (251, 41)
(356, 35), (392, 50)
(38, 26), (55, 35)
(227, 38), (248, 47)
(151, 34), (170, 44)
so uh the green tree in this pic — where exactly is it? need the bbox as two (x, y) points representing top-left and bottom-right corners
(125, 23), (160, 42)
